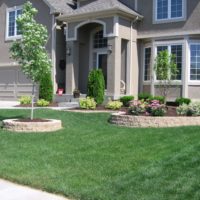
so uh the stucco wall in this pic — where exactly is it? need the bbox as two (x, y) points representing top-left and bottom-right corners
(188, 86), (200, 99)
(137, 0), (200, 37)
(0, 0), (52, 64)
(67, 17), (114, 40)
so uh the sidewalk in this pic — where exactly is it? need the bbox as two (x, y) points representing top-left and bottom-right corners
(0, 101), (79, 110)
(0, 179), (69, 200)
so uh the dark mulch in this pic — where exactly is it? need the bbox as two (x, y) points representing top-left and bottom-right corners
(15, 102), (58, 107)
(73, 105), (178, 116)
(16, 118), (50, 122)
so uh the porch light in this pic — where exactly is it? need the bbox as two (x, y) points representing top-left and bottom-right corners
(107, 44), (112, 54)
(67, 47), (71, 56)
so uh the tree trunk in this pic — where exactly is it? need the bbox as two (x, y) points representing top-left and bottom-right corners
(31, 83), (35, 120)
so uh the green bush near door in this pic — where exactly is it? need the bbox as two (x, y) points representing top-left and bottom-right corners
(87, 69), (105, 105)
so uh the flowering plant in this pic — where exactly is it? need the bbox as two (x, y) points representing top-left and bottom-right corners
(147, 100), (166, 116)
(129, 100), (147, 115)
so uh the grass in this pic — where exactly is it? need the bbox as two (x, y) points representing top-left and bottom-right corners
(0, 109), (200, 200)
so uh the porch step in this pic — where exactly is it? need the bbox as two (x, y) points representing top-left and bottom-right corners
(54, 94), (86, 103)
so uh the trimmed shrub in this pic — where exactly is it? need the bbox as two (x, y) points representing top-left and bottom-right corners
(36, 99), (50, 107)
(120, 96), (134, 107)
(138, 93), (152, 101)
(177, 102), (200, 116)
(175, 97), (191, 106)
(79, 97), (97, 110)
(106, 101), (123, 110)
(149, 96), (165, 104)
(87, 69), (105, 105)
(19, 96), (31, 105)
(39, 72), (53, 102)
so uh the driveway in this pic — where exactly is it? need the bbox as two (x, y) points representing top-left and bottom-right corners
(0, 101), (19, 108)
(0, 179), (69, 200)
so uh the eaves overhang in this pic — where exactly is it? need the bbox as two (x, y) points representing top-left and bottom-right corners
(57, 7), (143, 22)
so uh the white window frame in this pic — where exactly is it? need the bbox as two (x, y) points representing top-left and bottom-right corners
(188, 41), (200, 84)
(154, 0), (186, 24)
(6, 6), (22, 41)
(154, 41), (184, 83)
(143, 46), (152, 83)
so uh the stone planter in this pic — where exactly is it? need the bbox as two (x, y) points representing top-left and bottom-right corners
(2, 119), (62, 132)
(109, 112), (200, 128)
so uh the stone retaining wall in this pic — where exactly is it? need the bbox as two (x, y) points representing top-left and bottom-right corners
(3, 119), (62, 132)
(109, 112), (200, 128)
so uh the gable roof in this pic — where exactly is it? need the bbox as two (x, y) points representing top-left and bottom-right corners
(58, 0), (143, 21)
(44, 0), (75, 13)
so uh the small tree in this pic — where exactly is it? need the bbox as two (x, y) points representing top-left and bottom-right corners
(87, 69), (105, 105)
(10, 2), (51, 119)
(154, 50), (178, 102)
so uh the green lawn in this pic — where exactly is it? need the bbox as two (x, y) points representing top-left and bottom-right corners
(0, 109), (200, 200)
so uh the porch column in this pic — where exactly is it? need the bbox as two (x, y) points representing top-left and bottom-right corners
(130, 39), (139, 98)
(107, 37), (121, 99)
(65, 40), (79, 95)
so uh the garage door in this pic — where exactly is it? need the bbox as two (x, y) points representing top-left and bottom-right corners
(0, 67), (36, 100)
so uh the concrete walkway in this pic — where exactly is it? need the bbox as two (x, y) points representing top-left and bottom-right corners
(0, 179), (69, 200)
(0, 101), (79, 110)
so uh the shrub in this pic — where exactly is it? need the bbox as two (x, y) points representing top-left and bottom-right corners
(87, 69), (105, 105)
(175, 97), (191, 106)
(39, 72), (53, 102)
(79, 97), (97, 110)
(149, 96), (165, 104)
(147, 100), (166, 116)
(36, 99), (50, 107)
(177, 102), (200, 116)
(19, 96), (31, 105)
(106, 101), (123, 110)
(120, 96), (134, 107)
(129, 100), (147, 116)
(138, 93), (152, 101)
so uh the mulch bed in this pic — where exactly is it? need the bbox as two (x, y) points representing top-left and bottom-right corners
(72, 105), (178, 116)
(16, 118), (50, 122)
(15, 102), (58, 107)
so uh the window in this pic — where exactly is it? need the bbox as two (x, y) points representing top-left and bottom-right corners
(156, 44), (183, 80)
(144, 47), (151, 81)
(6, 7), (22, 39)
(93, 30), (107, 49)
(190, 44), (200, 81)
(156, 0), (184, 21)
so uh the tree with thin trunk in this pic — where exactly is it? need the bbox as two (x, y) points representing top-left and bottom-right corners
(154, 50), (178, 102)
(10, 2), (51, 120)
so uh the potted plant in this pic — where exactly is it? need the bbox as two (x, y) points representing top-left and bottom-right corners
(73, 88), (80, 98)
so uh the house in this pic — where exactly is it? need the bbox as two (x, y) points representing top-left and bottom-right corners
(0, 0), (200, 101)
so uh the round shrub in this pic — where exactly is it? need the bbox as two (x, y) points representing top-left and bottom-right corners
(175, 97), (191, 106)
(19, 96), (31, 105)
(149, 96), (165, 104)
(120, 96), (134, 107)
(39, 72), (53, 102)
(79, 97), (97, 110)
(138, 93), (152, 101)
(36, 99), (50, 107)
(87, 69), (105, 105)
(106, 101), (123, 110)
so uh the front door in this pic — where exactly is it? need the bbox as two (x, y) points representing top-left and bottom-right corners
(97, 53), (107, 88)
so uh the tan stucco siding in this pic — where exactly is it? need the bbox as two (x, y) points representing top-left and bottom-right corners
(0, 0), (52, 65)
(137, 0), (200, 37)
(67, 17), (114, 40)
(188, 86), (200, 99)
